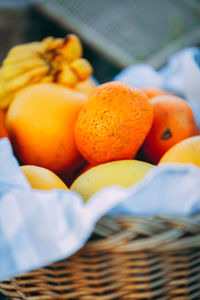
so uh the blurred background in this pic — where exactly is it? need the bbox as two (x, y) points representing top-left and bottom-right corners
(0, 0), (200, 83)
(0, 1), (200, 298)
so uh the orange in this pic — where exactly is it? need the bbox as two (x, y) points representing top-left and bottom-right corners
(6, 83), (87, 177)
(20, 165), (68, 190)
(141, 95), (199, 164)
(74, 81), (154, 165)
(0, 108), (9, 139)
(141, 87), (171, 100)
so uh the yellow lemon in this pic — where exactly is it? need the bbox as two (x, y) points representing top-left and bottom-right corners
(20, 165), (68, 190)
(159, 135), (200, 167)
(70, 160), (153, 202)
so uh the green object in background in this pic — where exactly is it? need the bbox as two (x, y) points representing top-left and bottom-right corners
(37, 0), (200, 68)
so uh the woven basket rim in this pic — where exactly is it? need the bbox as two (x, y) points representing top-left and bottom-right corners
(85, 214), (200, 252)
(1, 214), (200, 299)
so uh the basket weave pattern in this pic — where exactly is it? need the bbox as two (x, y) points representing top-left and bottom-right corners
(1, 215), (200, 299)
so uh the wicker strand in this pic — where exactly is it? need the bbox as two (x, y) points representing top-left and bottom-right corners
(1, 215), (200, 299)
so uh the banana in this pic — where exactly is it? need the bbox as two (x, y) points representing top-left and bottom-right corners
(70, 58), (93, 80)
(0, 34), (93, 108)
(58, 65), (78, 86)
(3, 59), (47, 80)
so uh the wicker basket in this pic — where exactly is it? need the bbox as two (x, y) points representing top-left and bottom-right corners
(1, 214), (200, 299)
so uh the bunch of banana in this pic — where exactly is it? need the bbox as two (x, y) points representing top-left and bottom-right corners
(0, 34), (93, 108)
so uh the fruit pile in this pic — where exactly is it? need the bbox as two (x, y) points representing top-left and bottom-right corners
(0, 34), (200, 202)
